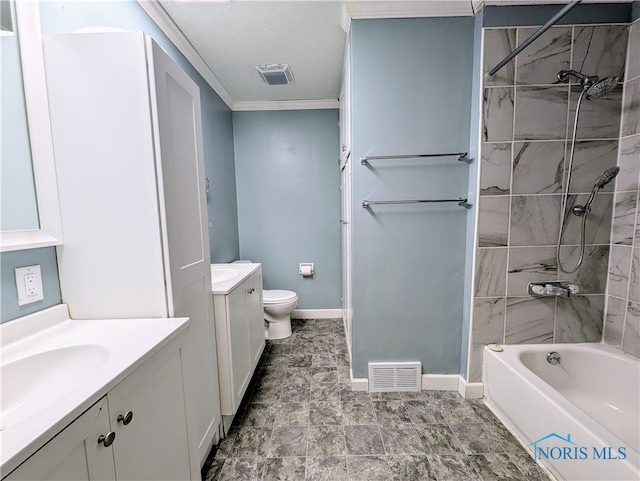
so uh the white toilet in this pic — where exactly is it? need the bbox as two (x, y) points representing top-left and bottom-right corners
(263, 289), (298, 340)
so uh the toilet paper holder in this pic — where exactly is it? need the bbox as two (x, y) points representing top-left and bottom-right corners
(299, 263), (314, 277)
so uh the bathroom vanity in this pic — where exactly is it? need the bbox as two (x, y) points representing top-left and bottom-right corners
(211, 264), (264, 427)
(1, 305), (199, 480)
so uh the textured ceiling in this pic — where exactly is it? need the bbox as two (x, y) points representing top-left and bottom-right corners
(156, 0), (633, 108)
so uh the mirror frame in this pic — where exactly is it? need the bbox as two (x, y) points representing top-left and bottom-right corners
(0, 0), (62, 252)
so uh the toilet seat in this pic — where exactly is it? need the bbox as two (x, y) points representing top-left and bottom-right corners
(263, 289), (297, 304)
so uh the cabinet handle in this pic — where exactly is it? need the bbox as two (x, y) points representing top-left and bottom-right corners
(247, 288), (255, 294)
(117, 411), (134, 425)
(98, 432), (116, 447)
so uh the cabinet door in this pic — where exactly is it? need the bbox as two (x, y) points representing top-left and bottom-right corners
(229, 286), (251, 407)
(4, 399), (115, 481)
(247, 270), (265, 369)
(108, 348), (193, 481)
(147, 38), (220, 462)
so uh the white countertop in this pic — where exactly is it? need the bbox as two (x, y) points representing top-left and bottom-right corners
(211, 263), (261, 295)
(0, 304), (189, 475)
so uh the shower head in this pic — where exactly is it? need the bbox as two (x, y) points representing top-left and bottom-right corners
(573, 167), (620, 217)
(556, 69), (599, 86)
(594, 166), (620, 189)
(585, 76), (620, 100)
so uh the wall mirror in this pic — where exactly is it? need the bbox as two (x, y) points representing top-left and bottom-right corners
(0, 0), (62, 252)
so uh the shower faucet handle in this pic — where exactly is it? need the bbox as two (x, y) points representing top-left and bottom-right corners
(528, 281), (578, 298)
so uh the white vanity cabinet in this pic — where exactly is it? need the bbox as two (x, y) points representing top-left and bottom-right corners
(213, 266), (265, 419)
(4, 340), (194, 481)
(3, 399), (115, 481)
(42, 31), (220, 462)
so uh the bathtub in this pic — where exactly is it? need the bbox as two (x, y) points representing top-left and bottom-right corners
(483, 343), (639, 481)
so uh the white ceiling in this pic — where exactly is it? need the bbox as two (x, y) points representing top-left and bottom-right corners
(148, 0), (633, 110)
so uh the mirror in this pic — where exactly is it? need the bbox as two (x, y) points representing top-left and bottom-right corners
(0, 0), (62, 252)
(1, 0), (39, 231)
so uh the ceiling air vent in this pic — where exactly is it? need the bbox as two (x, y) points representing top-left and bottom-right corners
(368, 362), (421, 392)
(256, 64), (294, 85)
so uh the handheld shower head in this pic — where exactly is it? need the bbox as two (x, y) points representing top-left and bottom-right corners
(573, 167), (620, 216)
(585, 76), (620, 100)
(594, 166), (620, 188)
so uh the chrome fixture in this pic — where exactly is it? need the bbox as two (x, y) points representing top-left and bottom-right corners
(489, 0), (582, 76)
(556, 71), (621, 274)
(572, 167), (620, 217)
(360, 152), (468, 165)
(362, 198), (471, 208)
(528, 281), (578, 298)
(547, 352), (561, 365)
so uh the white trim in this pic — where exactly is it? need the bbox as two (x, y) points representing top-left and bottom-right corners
(420, 374), (460, 391)
(291, 309), (343, 320)
(136, 0), (234, 109)
(1, 1), (64, 253)
(350, 372), (369, 391)
(233, 99), (340, 111)
(458, 376), (484, 399)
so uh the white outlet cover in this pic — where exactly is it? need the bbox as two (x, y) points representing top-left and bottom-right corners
(15, 265), (44, 306)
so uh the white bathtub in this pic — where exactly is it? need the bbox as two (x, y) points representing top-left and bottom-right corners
(483, 343), (640, 481)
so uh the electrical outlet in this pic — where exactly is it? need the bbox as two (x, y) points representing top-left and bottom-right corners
(15, 265), (44, 306)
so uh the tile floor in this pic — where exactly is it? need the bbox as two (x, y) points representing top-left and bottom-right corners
(202, 319), (551, 481)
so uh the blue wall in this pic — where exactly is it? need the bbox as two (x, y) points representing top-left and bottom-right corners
(350, 18), (474, 377)
(1, 248), (61, 322)
(233, 110), (341, 309)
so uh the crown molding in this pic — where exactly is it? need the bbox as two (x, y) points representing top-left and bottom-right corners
(136, 0), (234, 109)
(233, 99), (340, 111)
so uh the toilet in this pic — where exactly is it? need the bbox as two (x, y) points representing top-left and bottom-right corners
(232, 260), (297, 340)
(263, 289), (298, 340)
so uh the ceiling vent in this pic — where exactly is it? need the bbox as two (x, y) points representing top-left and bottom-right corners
(256, 64), (294, 85)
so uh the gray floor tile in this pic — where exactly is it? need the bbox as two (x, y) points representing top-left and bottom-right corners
(262, 457), (306, 481)
(415, 424), (465, 455)
(387, 455), (438, 481)
(372, 400), (412, 425)
(231, 427), (272, 457)
(344, 425), (385, 455)
(216, 457), (266, 481)
(305, 456), (348, 481)
(346, 455), (393, 481)
(267, 426), (308, 457)
(309, 401), (342, 425)
(379, 423), (426, 455)
(469, 453), (528, 481)
(307, 425), (346, 456)
(428, 453), (482, 481)
(205, 334), (547, 481)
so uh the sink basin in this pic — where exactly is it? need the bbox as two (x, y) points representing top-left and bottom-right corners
(211, 267), (241, 283)
(1, 345), (108, 427)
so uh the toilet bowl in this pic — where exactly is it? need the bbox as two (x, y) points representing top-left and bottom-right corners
(263, 289), (298, 340)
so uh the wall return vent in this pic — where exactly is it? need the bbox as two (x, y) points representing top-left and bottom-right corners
(368, 362), (421, 392)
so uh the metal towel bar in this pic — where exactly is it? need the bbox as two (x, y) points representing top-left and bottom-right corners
(360, 152), (468, 165)
(362, 198), (470, 208)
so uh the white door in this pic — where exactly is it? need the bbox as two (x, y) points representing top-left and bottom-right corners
(147, 39), (220, 463)
(340, 39), (353, 352)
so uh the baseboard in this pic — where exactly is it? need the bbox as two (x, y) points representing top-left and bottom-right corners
(458, 377), (484, 399)
(291, 309), (343, 319)
(421, 374), (460, 391)
(350, 372), (369, 391)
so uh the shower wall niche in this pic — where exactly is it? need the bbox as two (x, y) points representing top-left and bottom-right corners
(470, 22), (629, 382)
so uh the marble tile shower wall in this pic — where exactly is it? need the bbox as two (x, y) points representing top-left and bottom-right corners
(604, 18), (640, 359)
(470, 24), (629, 382)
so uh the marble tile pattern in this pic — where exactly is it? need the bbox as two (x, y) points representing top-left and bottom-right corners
(202, 319), (550, 481)
(475, 22), (632, 368)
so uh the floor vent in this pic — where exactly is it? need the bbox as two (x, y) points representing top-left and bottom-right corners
(368, 362), (421, 392)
